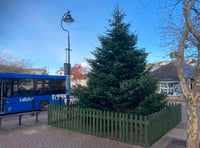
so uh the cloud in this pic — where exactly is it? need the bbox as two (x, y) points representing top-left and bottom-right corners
(80, 61), (90, 72)
(80, 62), (89, 67)
(1, 49), (12, 55)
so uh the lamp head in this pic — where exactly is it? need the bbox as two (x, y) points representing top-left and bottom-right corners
(63, 10), (74, 23)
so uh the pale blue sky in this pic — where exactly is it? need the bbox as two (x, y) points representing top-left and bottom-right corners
(0, 0), (169, 74)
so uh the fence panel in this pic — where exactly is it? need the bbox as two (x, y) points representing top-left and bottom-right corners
(147, 103), (181, 146)
(48, 103), (181, 147)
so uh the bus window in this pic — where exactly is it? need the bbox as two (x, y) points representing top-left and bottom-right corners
(13, 79), (34, 97)
(5, 80), (12, 97)
(35, 80), (44, 95)
(49, 79), (65, 94)
(0, 81), (5, 112)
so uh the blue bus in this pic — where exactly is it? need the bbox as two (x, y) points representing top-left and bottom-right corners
(0, 73), (66, 115)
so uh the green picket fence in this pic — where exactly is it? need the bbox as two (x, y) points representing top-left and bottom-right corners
(147, 103), (181, 145)
(48, 103), (181, 147)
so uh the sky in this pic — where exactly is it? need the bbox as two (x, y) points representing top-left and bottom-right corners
(0, 0), (170, 75)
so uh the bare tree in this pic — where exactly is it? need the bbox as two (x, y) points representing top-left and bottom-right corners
(160, 0), (200, 147)
(0, 52), (32, 73)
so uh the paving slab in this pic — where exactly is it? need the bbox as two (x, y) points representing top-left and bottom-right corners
(0, 124), (142, 148)
(165, 139), (186, 148)
(166, 128), (186, 140)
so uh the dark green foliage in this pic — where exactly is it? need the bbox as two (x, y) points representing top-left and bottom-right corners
(74, 6), (166, 115)
(115, 73), (159, 113)
(134, 93), (167, 116)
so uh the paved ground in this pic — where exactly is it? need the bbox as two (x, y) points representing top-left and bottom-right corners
(0, 102), (199, 148)
(152, 122), (187, 148)
(151, 101), (200, 148)
(0, 125), (141, 148)
(0, 112), (185, 148)
(0, 112), (141, 148)
(152, 122), (200, 148)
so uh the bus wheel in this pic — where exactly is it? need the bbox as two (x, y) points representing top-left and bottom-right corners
(40, 101), (49, 111)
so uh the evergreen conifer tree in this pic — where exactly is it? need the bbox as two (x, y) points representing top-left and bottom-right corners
(74, 6), (165, 114)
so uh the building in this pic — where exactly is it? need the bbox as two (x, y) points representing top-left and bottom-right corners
(25, 68), (48, 75)
(151, 61), (194, 98)
(56, 67), (64, 76)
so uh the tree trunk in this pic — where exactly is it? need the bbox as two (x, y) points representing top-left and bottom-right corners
(186, 97), (199, 148)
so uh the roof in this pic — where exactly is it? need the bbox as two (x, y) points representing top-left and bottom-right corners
(0, 73), (66, 80)
(152, 62), (194, 81)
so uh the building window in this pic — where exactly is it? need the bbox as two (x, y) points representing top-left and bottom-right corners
(158, 81), (181, 96)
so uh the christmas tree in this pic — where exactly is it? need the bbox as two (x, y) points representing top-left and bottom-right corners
(74, 6), (165, 114)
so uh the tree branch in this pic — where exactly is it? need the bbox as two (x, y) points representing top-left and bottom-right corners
(184, 0), (200, 42)
(176, 26), (191, 99)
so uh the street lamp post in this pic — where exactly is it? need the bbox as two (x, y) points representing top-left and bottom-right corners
(61, 10), (74, 104)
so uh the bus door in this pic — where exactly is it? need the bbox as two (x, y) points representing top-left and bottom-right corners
(0, 80), (5, 113)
